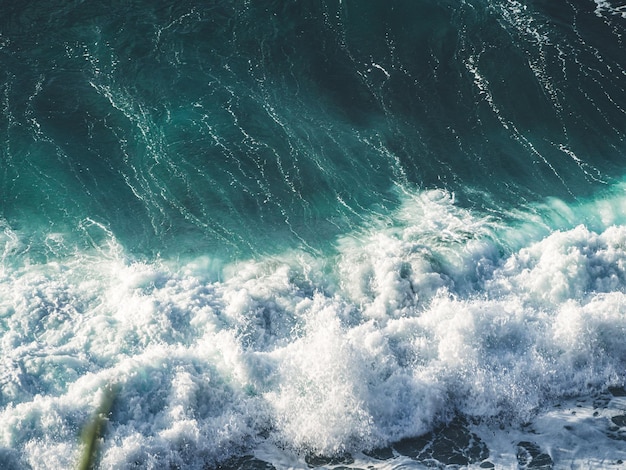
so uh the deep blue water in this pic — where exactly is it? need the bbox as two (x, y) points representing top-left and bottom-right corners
(2, 1), (626, 468)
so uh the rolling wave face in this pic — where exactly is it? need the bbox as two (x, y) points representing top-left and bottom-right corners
(2, 0), (626, 259)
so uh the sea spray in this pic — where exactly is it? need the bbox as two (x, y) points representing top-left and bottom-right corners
(1, 186), (626, 467)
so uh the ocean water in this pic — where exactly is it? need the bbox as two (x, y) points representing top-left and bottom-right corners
(2, 0), (626, 468)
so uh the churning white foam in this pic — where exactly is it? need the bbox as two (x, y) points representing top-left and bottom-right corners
(1, 187), (626, 468)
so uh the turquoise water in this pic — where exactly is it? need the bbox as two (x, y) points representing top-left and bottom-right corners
(2, 1), (626, 468)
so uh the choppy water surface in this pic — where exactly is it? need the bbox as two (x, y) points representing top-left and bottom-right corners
(2, 1), (626, 468)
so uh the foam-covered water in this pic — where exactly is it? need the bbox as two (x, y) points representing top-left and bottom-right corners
(2, 0), (626, 468)
(2, 187), (626, 468)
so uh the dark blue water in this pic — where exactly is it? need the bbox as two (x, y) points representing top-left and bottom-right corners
(4, 0), (625, 260)
(2, 1), (626, 468)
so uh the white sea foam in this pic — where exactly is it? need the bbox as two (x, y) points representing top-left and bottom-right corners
(1, 187), (626, 468)
(594, 0), (626, 18)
